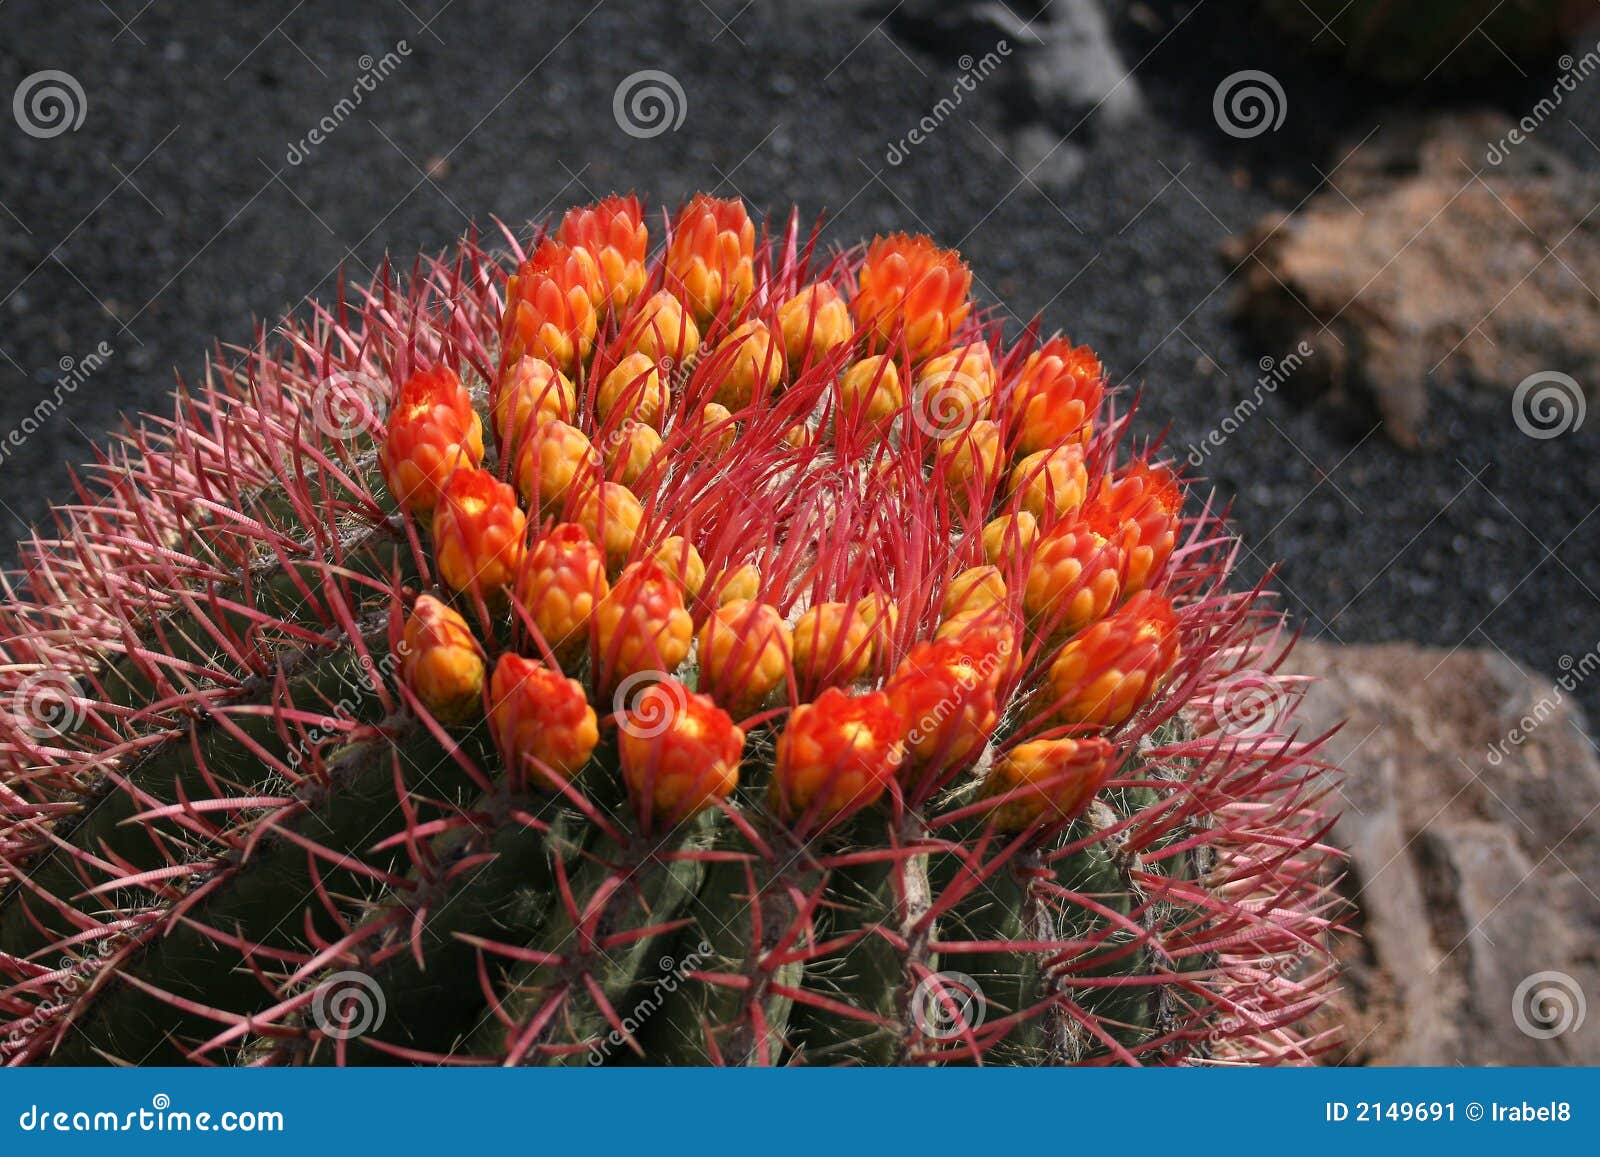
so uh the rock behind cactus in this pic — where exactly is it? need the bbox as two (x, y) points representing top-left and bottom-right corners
(0, 194), (1339, 1066)
(1258, 0), (1593, 84)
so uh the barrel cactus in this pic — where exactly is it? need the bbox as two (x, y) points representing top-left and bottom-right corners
(0, 193), (1339, 1066)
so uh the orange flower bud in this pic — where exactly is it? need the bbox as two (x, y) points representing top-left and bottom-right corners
(858, 592), (899, 665)
(514, 523), (608, 662)
(913, 342), (995, 434)
(934, 418), (1002, 503)
(493, 356), (575, 452)
(838, 355), (904, 435)
(689, 402), (737, 457)
(852, 233), (972, 362)
(942, 565), (1007, 621)
(400, 594), (485, 724)
(572, 478), (645, 572)
(697, 598), (792, 716)
(598, 351), (671, 431)
(1024, 521), (1122, 637)
(1049, 590), (1181, 728)
(432, 467), (526, 596)
(792, 600), (876, 689)
(933, 609), (1020, 688)
(602, 420), (663, 487)
(713, 562), (762, 606)
(1007, 337), (1104, 457)
(982, 737), (1117, 831)
(621, 290), (701, 367)
(558, 194), (649, 312)
(1084, 461), (1182, 595)
(982, 512), (1039, 567)
(618, 681), (744, 827)
(1008, 443), (1089, 525)
(666, 195), (755, 322)
(651, 536), (705, 597)
(381, 366), (485, 515)
(489, 653), (599, 787)
(501, 241), (601, 374)
(771, 687), (903, 824)
(709, 319), (784, 410)
(514, 419), (599, 513)
(887, 637), (1001, 775)
(777, 281), (853, 369)
(595, 559), (695, 685)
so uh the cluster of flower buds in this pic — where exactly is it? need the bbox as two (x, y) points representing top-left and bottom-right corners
(384, 192), (1186, 841)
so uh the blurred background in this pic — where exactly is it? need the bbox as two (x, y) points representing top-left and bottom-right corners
(1, 0), (1597, 1063)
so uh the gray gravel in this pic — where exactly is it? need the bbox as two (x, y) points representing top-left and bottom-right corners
(1, 0), (1596, 719)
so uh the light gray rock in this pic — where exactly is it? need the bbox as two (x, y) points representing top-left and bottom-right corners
(1288, 639), (1600, 1064)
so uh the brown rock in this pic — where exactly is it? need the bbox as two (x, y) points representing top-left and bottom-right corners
(1224, 113), (1600, 447)
(1288, 639), (1600, 1064)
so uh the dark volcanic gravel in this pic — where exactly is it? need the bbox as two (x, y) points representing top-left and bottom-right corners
(1, 0), (1597, 719)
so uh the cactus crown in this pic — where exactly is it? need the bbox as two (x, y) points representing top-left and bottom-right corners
(0, 193), (1339, 1066)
